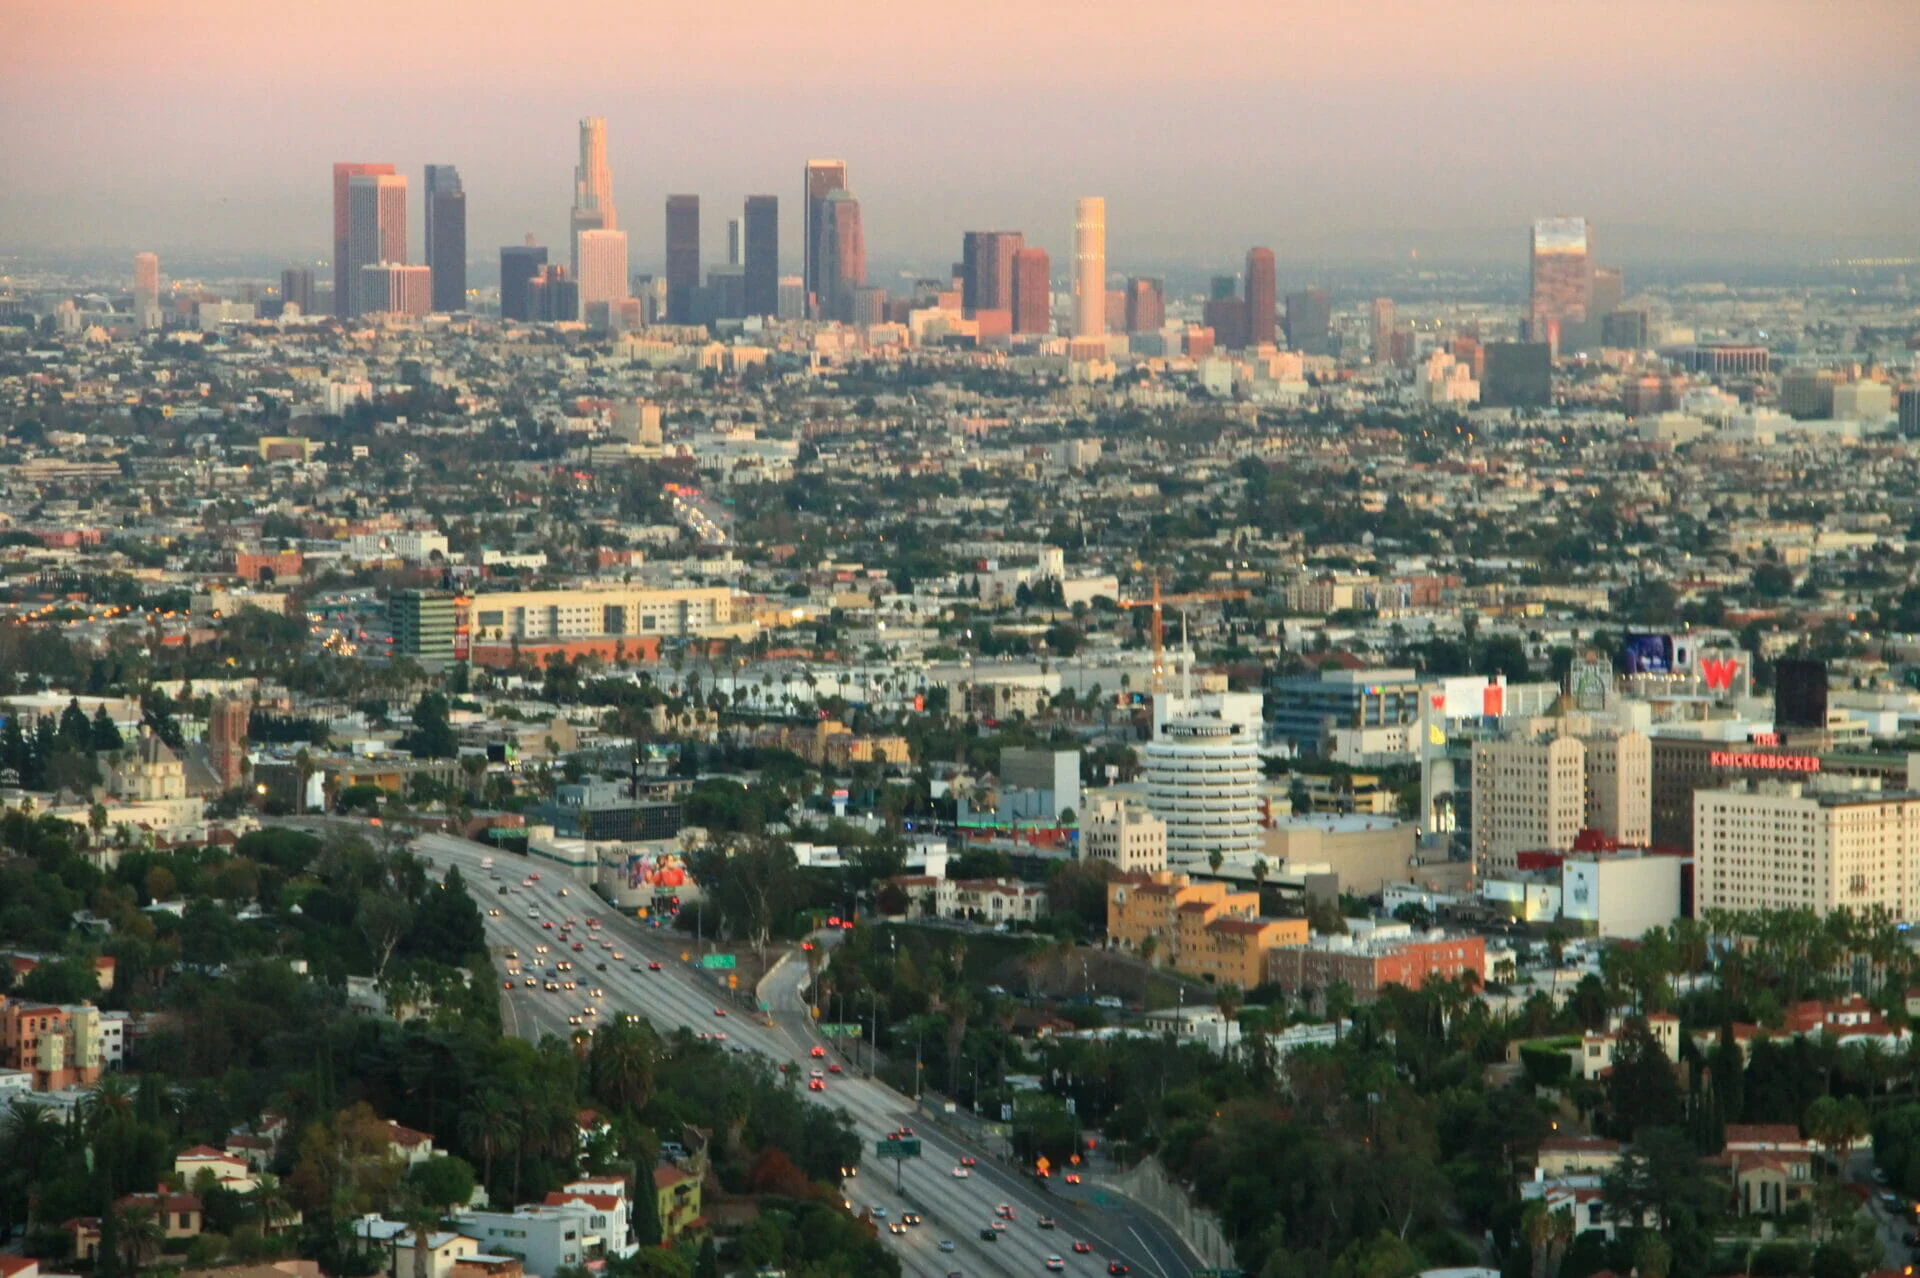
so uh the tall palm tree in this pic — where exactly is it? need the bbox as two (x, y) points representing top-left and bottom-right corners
(458, 1094), (516, 1191)
(117, 1204), (166, 1272)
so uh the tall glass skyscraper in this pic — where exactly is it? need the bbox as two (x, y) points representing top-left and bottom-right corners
(571, 117), (617, 274)
(1528, 216), (1591, 355)
(424, 164), (465, 313)
(743, 196), (779, 318)
(803, 160), (848, 316)
(332, 162), (395, 316)
(665, 195), (701, 323)
(1073, 197), (1106, 339)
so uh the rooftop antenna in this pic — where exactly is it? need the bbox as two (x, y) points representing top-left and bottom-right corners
(1180, 608), (1193, 701)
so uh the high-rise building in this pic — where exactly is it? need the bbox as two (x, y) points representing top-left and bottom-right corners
(570, 117), (617, 275)
(390, 589), (457, 669)
(665, 195), (700, 323)
(527, 265), (578, 324)
(1143, 717), (1261, 867)
(725, 218), (742, 267)
(961, 232), (1024, 316)
(332, 162), (395, 316)
(1528, 216), (1592, 355)
(577, 229), (630, 325)
(132, 252), (161, 329)
(359, 263), (431, 318)
(499, 241), (547, 322)
(280, 267), (315, 317)
(776, 275), (807, 321)
(1203, 296), (1249, 350)
(208, 698), (249, 791)
(1470, 732), (1587, 876)
(345, 173), (407, 317)
(1900, 388), (1920, 437)
(1369, 297), (1395, 363)
(1244, 247), (1276, 346)
(1482, 342), (1552, 408)
(1124, 277), (1164, 334)
(1695, 779), (1920, 918)
(1285, 288), (1331, 355)
(814, 189), (865, 323)
(743, 196), (779, 318)
(1010, 248), (1051, 335)
(1072, 197), (1106, 339)
(803, 160), (848, 314)
(424, 164), (466, 313)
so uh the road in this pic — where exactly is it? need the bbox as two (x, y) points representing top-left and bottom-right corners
(396, 828), (1200, 1278)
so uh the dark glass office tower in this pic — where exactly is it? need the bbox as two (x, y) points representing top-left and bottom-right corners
(499, 242), (547, 321)
(424, 164), (466, 312)
(665, 195), (700, 322)
(743, 195), (778, 317)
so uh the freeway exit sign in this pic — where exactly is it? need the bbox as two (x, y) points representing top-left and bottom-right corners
(699, 954), (736, 970)
(875, 1138), (922, 1158)
(819, 1022), (862, 1037)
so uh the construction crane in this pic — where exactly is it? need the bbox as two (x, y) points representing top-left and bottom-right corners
(1116, 570), (1252, 693)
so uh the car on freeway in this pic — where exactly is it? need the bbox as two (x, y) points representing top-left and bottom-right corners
(534, 944), (548, 953)
(903, 1214), (921, 1226)
(498, 886), (510, 895)
(1065, 1173), (1081, 1184)
(612, 951), (623, 960)
(487, 908), (502, 917)
(888, 1223), (906, 1236)
(960, 1157), (977, 1167)
(996, 1205), (1014, 1219)
(502, 980), (515, 989)
(649, 962), (663, 971)
(571, 943), (585, 952)
(562, 980), (576, 990)
(1108, 1263), (1130, 1275)
(542, 921), (554, 929)
(588, 918), (600, 928)
(558, 888), (569, 896)
(523, 977), (536, 987)
(809, 1077), (826, 1091)
(979, 1230), (998, 1243)
(811, 1046), (827, 1058)
(991, 1221), (1007, 1233)
(557, 961), (572, 971)
(899, 1126), (915, 1137)
(1073, 1243), (1093, 1255)
(544, 981), (560, 991)
(1045, 1258), (1065, 1272)
(952, 1167), (970, 1178)
(870, 1207), (887, 1219)
(714, 1008), (727, 1017)
(1038, 1217), (1056, 1229)
(828, 1063), (842, 1074)
(568, 1015), (582, 1025)
(939, 1241), (957, 1253)
(590, 987), (604, 997)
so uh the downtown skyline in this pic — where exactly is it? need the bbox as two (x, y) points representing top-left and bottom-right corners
(4, 1), (1918, 271)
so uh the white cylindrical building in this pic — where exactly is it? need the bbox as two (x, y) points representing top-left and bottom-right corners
(1073, 196), (1105, 338)
(1143, 716), (1261, 866)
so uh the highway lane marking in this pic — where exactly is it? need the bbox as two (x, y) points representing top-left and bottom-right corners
(1128, 1226), (1171, 1278)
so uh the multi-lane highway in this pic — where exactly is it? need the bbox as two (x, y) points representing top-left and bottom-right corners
(401, 828), (1198, 1278)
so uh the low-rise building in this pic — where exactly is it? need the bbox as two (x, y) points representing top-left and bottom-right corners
(1079, 799), (1166, 875)
(1265, 927), (1486, 1005)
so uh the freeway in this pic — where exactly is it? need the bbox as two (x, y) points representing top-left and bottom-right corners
(403, 829), (1201, 1278)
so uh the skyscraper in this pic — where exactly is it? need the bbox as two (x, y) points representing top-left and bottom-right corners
(743, 196), (779, 318)
(571, 117), (617, 275)
(1124, 278), (1164, 334)
(1072, 197), (1106, 339)
(1010, 247), (1051, 334)
(499, 241), (546, 322)
(527, 265), (578, 324)
(1285, 288), (1331, 355)
(803, 160), (848, 315)
(1370, 297), (1396, 363)
(1528, 216), (1592, 355)
(1244, 247), (1276, 347)
(345, 172), (407, 317)
(961, 232), (1024, 317)
(424, 164), (466, 313)
(665, 195), (701, 323)
(132, 252), (160, 329)
(814, 189), (865, 323)
(726, 218), (742, 267)
(332, 162), (395, 316)
(280, 267), (314, 317)
(359, 263), (432, 318)
(1203, 295), (1249, 350)
(577, 229), (630, 325)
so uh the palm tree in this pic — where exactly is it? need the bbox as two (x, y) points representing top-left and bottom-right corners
(1207, 849), (1224, 875)
(458, 1095), (515, 1191)
(3, 1104), (65, 1234)
(117, 1204), (166, 1272)
(251, 1173), (294, 1234)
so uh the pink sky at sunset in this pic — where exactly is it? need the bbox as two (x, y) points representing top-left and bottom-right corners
(4, 0), (1917, 268)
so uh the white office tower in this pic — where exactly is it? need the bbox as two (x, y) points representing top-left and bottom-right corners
(1144, 716), (1262, 868)
(1072, 197), (1106, 338)
(577, 228), (629, 323)
(570, 116), (617, 274)
(132, 252), (161, 329)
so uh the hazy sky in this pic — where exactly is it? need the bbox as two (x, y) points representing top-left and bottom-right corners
(5, 0), (1919, 274)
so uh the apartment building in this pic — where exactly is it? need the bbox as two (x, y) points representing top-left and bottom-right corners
(1694, 777), (1920, 917)
(1079, 799), (1167, 875)
(0, 998), (125, 1090)
(1183, 916), (1308, 987)
(1472, 733), (1587, 875)
(467, 585), (740, 642)
(1108, 872), (1259, 963)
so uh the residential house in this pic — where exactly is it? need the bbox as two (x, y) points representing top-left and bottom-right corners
(653, 1162), (703, 1241)
(174, 1145), (257, 1193)
(1709, 1125), (1816, 1217)
(353, 1216), (480, 1278)
(385, 1120), (436, 1166)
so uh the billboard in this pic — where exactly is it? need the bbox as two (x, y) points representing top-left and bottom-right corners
(1621, 632), (1674, 675)
(626, 851), (688, 891)
(1434, 676), (1507, 720)
(1775, 658), (1829, 730)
